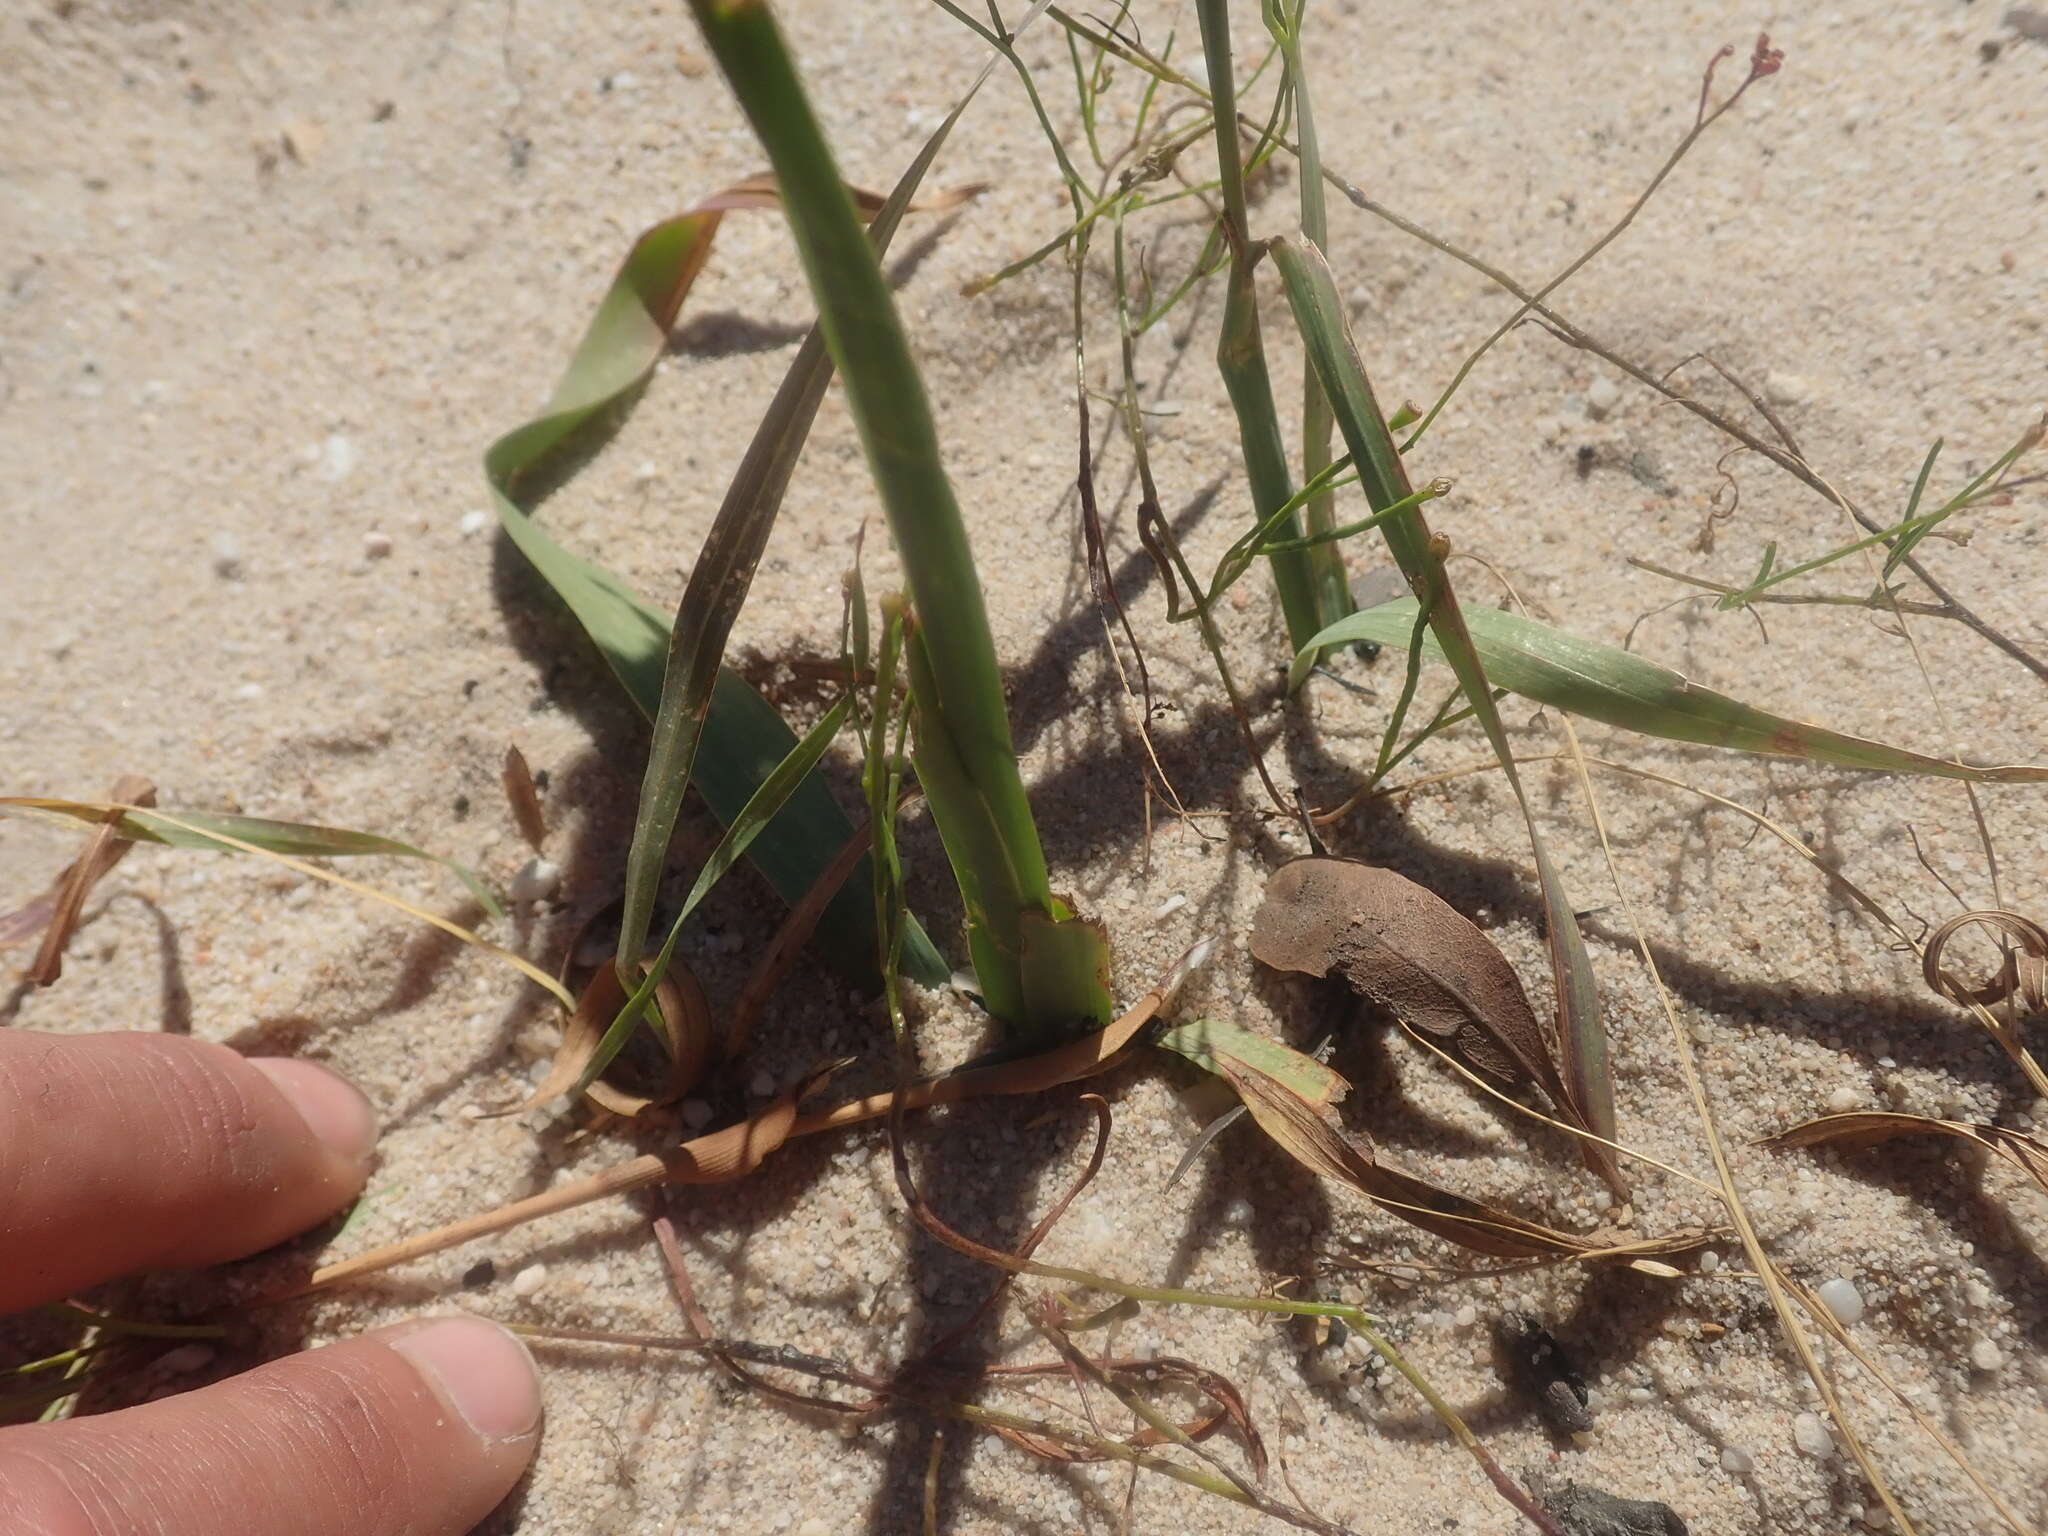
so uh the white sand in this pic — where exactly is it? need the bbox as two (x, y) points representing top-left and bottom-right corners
(4, 2), (2045, 1532)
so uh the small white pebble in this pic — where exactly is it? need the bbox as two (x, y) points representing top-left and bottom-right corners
(511, 1262), (548, 1298)
(457, 1102), (485, 1121)
(459, 509), (491, 538)
(1826, 1085), (1862, 1114)
(1454, 1305), (1478, 1329)
(1698, 1249), (1721, 1275)
(211, 532), (243, 578)
(1585, 375), (1621, 418)
(749, 1069), (776, 1098)
(362, 530), (394, 560)
(1720, 1446), (1755, 1475)
(1970, 1339), (2004, 1373)
(1764, 370), (1812, 406)
(156, 1344), (216, 1377)
(235, 681), (265, 701)
(1152, 892), (1188, 920)
(1817, 1277), (1865, 1327)
(1628, 1386), (1654, 1404)
(681, 1099), (714, 1130)
(509, 857), (560, 904)
(1793, 1411), (1833, 1457)
(633, 460), (660, 483)
(316, 432), (358, 482)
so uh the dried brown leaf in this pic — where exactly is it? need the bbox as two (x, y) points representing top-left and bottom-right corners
(3, 775), (156, 986)
(501, 745), (547, 852)
(488, 941), (714, 1119)
(1252, 857), (1580, 1127)
(1923, 910), (2048, 1014)
(1212, 1050), (1704, 1264)
(1763, 1110), (2048, 1197)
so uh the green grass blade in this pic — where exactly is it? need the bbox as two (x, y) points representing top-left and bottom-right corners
(482, 191), (945, 988)
(1306, 596), (2048, 785)
(616, 74), (990, 985)
(1882, 438), (1943, 583)
(1271, 236), (1622, 1195)
(0, 798), (502, 918)
(692, 0), (1111, 1040)
(571, 697), (851, 1101)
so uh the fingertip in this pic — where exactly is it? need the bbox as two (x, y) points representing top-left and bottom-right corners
(0, 1318), (543, 1536)
(387, 1316), (543, 1446)
(246, 1057), (379, 1169)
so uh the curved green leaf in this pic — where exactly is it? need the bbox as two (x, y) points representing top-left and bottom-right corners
(0, 797), (502, 918)
(1301, 598), (2048, 783)
(483, 188), (947, 987)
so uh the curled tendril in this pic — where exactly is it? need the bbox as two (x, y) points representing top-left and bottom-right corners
(1923, 910), (2048, 1013)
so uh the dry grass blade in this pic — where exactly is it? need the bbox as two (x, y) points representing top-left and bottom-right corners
(1923, 909), (2048, 1012)
(279, 945), (1208, 1294)
(1022, 1304), (1346, 1532)
(283, 1062), (844, 1297)
(501, 746), (547, 852)
(1271, 236), (1622, 1200)
(0, 794), (502, 918)
(2, 774), (155, 985)
(1552, 724), (1922, 1532)
(1212, 1047), (1698, 1264)
(1302, 597), (2048, 783)
(1763, 1111), (2048, 1199)
(488, 947), (713, 1120)
(1781, 1276), (2039, 1536)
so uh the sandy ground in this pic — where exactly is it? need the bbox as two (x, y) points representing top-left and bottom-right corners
(4, 2), (2047, 1532)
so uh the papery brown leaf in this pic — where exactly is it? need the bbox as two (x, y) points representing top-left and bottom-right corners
(289, 950), (1207, 1295)
(1763, 1111), (2048, 1197)
(661, 1060), (844, 1184)
(501, 745), (547, 852)
(1252, 857), (1580, 1126)
(3, 775), (156, 986)
(489, 941), (714, 1120)
(1211, 1049), (1704, 1264)
(1923, 910), (2048, 1014)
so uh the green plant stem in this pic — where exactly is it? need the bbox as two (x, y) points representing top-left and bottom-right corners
(1194, 0), (1322, 655)
(690, 0), (1109, 1039)
(1266, 0), (1351, 631)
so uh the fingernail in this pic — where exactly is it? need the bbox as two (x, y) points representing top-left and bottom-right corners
(248, 1058), (378, 1166)
(392, 1316), (542, 1443)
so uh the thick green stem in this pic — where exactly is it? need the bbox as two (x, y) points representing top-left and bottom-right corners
(691, 0), (1110, 1040)
(1267, 0), (1352, 631)
(1195, 0), (1322, 654)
